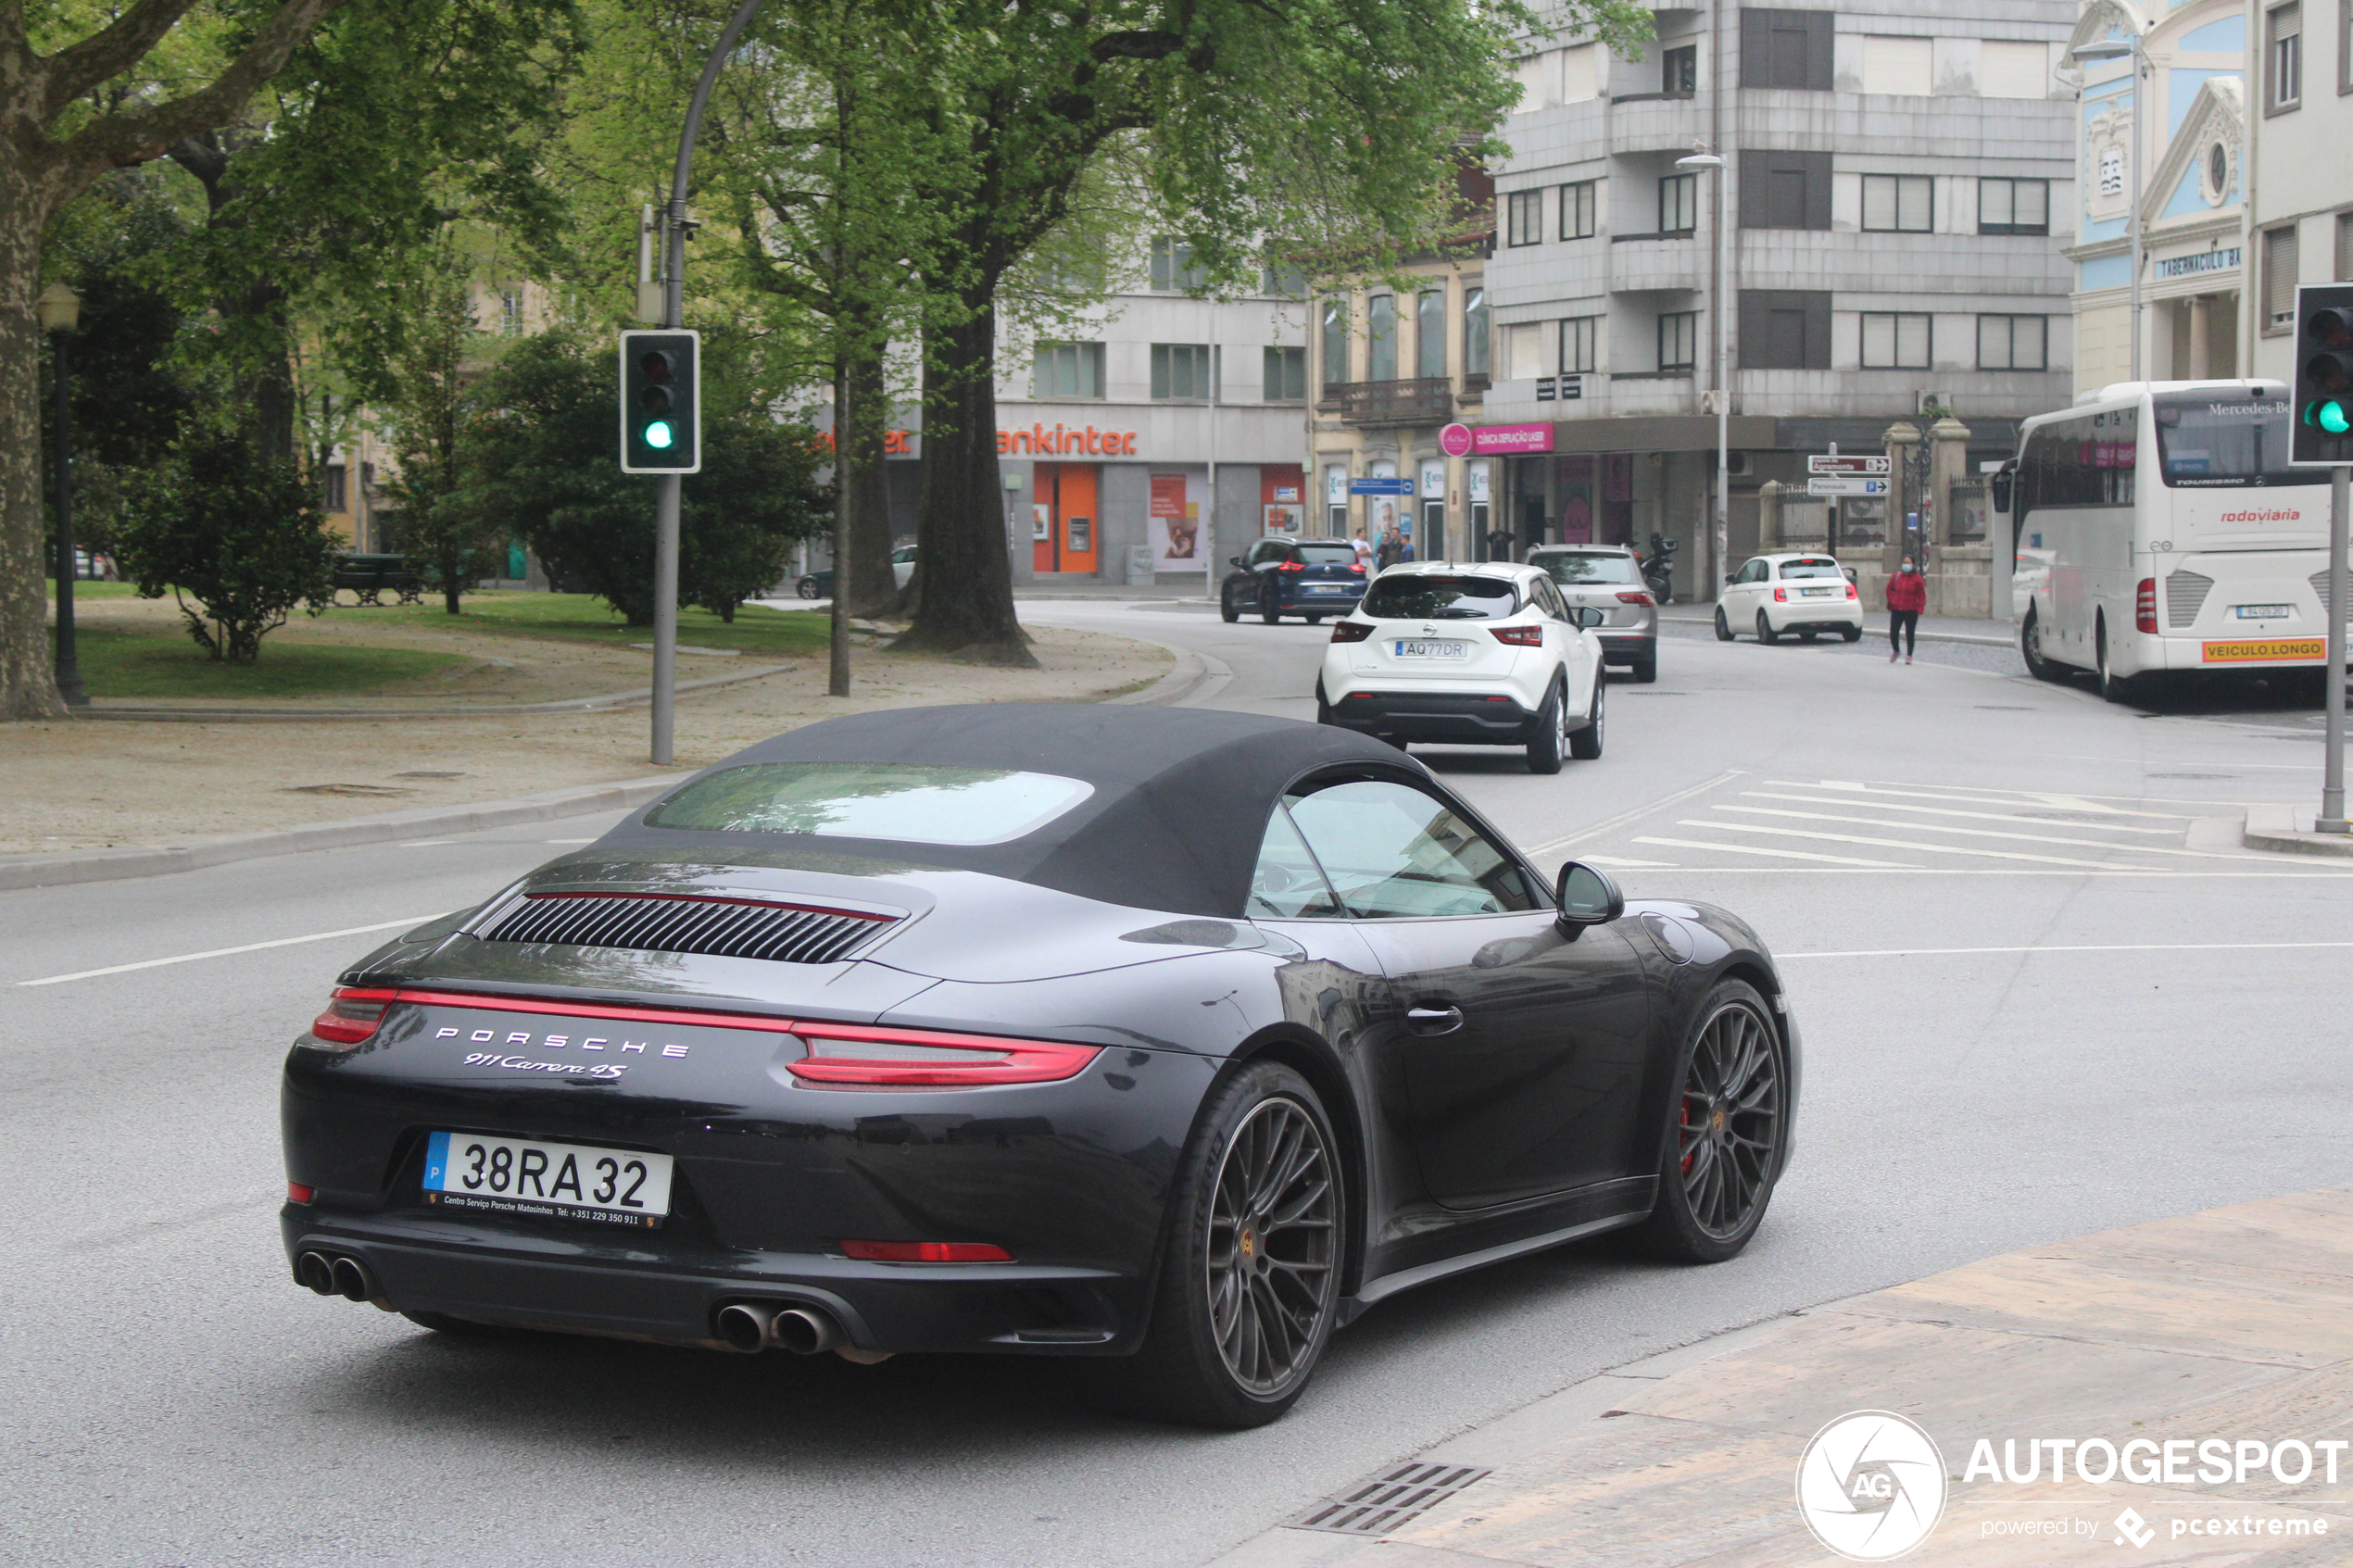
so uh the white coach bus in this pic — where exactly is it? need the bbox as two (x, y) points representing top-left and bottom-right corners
(1996, 380), (2334, 699)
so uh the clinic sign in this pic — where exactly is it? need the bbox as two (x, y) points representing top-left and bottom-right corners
(1467, 423), (1554, 455)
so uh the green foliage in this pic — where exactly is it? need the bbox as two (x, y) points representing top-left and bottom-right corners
(379, 259), (508, 612)
(113, 422), (340, 663)
(459, 333), (830, 627)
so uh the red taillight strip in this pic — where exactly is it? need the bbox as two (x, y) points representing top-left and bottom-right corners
(387, 988), (799, 1034)
(513, 891), (894, 921)
(786, 1022), (1101, 1087)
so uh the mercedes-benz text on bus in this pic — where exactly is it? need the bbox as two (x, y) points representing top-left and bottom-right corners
(2006, 380), (2334, 699)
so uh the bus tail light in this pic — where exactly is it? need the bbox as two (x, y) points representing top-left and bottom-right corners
(2135, 578), (2158, 634)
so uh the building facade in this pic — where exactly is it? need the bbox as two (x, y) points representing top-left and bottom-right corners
(2244, 0), (2353, 384)
(1472, 2), (2078, 596)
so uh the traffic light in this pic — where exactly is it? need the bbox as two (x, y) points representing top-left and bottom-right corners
(620, 329), (700, 473)
(2292, 285), (2353, 465)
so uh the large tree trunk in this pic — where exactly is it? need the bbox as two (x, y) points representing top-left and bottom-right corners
(840, 344), (898, 619)
(899, 303), (1032, 664)
(0, 166), (64, 720)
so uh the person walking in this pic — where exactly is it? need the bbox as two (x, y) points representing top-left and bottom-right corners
(1885, 555), (1926, 664)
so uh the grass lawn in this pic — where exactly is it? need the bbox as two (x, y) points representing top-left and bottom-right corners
(355, 592), (832, 658)
(69, 626), (471, 700)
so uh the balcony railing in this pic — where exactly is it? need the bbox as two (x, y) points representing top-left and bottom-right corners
(1326, 377), (1456, 427)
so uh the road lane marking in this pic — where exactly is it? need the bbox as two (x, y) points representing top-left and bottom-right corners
(1582, 855), (1682, 869)
(1633, 835), (1908, 868)
(16, 917), (442, 987)
(1711, 806), (2255, 860)
(1783, 940), (2353, 960)
(1740, 791), (2185, 834)
(1678, 819), (2123, 869)
(547, 838), (598, 844)
(1527, 769), (1745, 855)
(1768, 780), (2203, 821)
(399, 840), (459, 847)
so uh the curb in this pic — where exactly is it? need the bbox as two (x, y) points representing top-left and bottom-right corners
(1659, 611), (2016, 649)
(72, 661), (801, 722)
(0, 775), (686, 894)
(2243, 802), (2353, 857)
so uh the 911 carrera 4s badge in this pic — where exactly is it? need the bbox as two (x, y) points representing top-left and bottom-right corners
(422, 1130), (674, 1228)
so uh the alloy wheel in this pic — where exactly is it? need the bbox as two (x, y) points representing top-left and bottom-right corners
(1675, 1001), (1782, 1240)
(1206, 1096), (1338, 1397)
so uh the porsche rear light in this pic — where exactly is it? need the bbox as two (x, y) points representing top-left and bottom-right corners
(840, 1239), (1013, 1262)
(1490, 624), (1544, 646)
(1773, 586), (1787, 602)
(2136, 578), (2158, 634)
(785, 1023), (1101, 1087)
(1277, 560), (1306, 572)
(1330, 620), (1373, 643)
(306, 986), (396, 1048)
(287, 1182), (315, 1204)
(1616, 590), (1655, 606)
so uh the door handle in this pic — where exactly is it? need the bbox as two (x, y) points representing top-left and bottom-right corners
(1405, 1005), (1465, 1035)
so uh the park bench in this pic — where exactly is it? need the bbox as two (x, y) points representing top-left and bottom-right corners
(332, 553), (425, 606)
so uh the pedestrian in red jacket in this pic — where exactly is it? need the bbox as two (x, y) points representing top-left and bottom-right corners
(1886, 556), (1926, 664)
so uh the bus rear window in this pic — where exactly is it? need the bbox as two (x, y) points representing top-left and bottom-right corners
(2154, 394), (2297, 488)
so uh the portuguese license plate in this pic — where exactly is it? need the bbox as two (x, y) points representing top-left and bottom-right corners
(2235, 604), (2293, 620)
(1802, 587), (1831, 596)
(1306, 584), (1345, 594)
(1394, 640), (1470, 659)
(422, 1131), (674, 1229)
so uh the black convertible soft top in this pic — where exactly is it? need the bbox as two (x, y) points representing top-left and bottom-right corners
(606, 704), (1411, 917)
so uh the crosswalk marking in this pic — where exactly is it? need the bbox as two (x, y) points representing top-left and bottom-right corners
(1633, 835), (1909, 868)
(1739, 791), (2184, 835)
(1677, 819), (2124, 870)
(1710, 805), (2256, 861)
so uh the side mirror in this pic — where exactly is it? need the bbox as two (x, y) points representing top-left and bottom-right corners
(1228, 557), (1243, 567)
(1573, 606), (1606, 628)
(1554, 860), (1624, 938)
(1990, 471), (2014, 514)
(1723, 573), (1736, 585)
(1843, 567), (1857, 583)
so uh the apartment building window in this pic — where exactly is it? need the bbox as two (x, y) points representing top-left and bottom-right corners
(1320, 297), (1350, 387)
(1977, 315), (2047, 370)
(1860, 312), (1931, 369)
(322, 464), (348, 512)
(2338, 211), (2353, 280)
(2264, 225), (2301, 331)
(1658, 173), (1697, 234)
(2268, 2), (2302, 113)
(1151, 343), (1217, 399)
(1367, 295), (1398, 381)
(1861, 174), (1931, 232)
(1658, 311), (1698, 372)
(1662, 44), (1697, 94)
(1032, 341), (1106, 399)
(1417, 290), (1447, 378)
(1264, 345), (1307, 403)
(1262, 258), (1308, 296)
(1506, 189), (1544, 246)
(1504, 322), (1548, 381)
(1560, 180), (1597, 239)
(1561, 315), (1598, 374)
(1740, 290), (1832, 369)
(1464, 284), (1491, 379)
(498, 288), (524, 335)
(1150, 236), (1207, 292)
(1979, 178), (2051, 235)
(1741, 9), (1833, 90)
(1741, 150), (1831, 230)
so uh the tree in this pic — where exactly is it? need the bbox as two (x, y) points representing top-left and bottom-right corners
(379, 258), (505, 613)
(3, 0), (353, 719)
(113, 418), (338, 662)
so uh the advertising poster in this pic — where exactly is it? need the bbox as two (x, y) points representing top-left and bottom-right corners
(1263, 503), (1304, 534)
(1148, 471), (1206, 571)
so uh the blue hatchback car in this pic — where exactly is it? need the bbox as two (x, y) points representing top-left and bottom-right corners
(1220, 538), (1367, 624)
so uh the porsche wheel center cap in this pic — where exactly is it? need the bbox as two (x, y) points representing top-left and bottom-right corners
(1711, 1108), (1728, 1134)
(1239, 1227), (1256, 1260)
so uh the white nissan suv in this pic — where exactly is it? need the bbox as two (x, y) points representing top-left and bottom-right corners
(1316, 562), (1607, 773)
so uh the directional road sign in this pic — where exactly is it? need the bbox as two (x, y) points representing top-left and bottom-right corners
(1807, 455), (1891, 476)
(1807, 477), (1889, 496)
(1349, 476), (1416, 495)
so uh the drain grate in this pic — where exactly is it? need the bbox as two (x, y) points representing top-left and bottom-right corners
(1288, 1461), (1491, 1536)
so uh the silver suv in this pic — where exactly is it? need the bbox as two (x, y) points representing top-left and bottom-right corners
(1526, 546), (1658, 684)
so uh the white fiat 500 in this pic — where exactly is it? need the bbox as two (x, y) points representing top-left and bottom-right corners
(1714, 553), (1865, 644)
(1317, 562), (1607, 773)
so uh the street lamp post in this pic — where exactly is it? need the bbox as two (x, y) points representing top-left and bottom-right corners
(2073, 36), (2144, 383)
(1676, 151), (1730, 597)
(39, 282), (85, 709)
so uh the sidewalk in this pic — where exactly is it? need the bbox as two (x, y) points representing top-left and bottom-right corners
(1214, 1185), (2353, 1567)
(1662, 607), (2018, 649)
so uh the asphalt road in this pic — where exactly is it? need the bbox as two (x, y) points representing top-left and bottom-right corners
(5, 599), (2349, 1568)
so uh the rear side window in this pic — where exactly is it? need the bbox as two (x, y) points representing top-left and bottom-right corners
(647, 762), (1095, 845)
(1778, 558), (1843, 580)
(1294, 542), (1357, 565)
(1360, 576), (1519, 621)
(1534, 552), (1639, 585)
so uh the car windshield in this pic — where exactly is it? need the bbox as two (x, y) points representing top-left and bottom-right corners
(646, 762), (1094, 845)
(1779, 558), (1842, 580)
(1294, 542), (1357, 564)
(2153, 392), (2299, 488)
(1359, 576), (1518, 621)
(1534, 552), (1639, 585)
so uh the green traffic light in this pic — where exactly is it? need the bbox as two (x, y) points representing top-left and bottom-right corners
(2322, 401), (2353, 435)
(645, 420), (675, 450)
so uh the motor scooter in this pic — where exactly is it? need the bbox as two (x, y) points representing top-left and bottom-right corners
(1639, 533), (1679, 605)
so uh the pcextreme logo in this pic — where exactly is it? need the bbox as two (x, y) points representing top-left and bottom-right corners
(1795, 1411), (1948, 1561)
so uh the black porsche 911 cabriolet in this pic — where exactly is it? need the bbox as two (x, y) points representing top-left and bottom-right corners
(282, 705), (1797, 1427)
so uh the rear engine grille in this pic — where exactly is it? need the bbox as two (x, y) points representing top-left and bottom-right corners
(480, 894), (893, 964)
(1288, 1462), (1491, 1536)
(2313, 570), (2339, 622)
(2166, 569), (2214, 630)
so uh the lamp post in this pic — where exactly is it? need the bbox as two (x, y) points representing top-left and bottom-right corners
(2073, 36), (2144, 383)
(1675, 151), (1730, 596)
(38, 282), (85, 709)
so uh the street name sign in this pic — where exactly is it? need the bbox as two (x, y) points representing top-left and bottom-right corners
(1807, 455), (1890, 476)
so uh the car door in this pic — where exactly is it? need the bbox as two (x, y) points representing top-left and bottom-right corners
(1284, 779), (1650, 1210)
